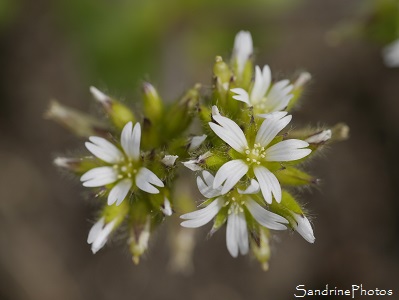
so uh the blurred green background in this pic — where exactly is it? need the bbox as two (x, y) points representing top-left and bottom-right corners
(1, 0), (398, 299)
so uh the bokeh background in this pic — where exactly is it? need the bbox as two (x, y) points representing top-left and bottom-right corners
(1, 0), (398, 299)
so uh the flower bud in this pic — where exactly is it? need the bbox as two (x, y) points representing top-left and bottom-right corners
(251, 228), (271, 271)
(90, 86), (135, 130)
(45, 100), (108, 137)
(231, 31), (253, 86)
(53, 156), (99, 175)
(164, 84), (200, 136)
(331, 123), (350, 142)
(306, 129), (332, 144)
(275, 166), (318, 186)
(287, 72), (311, 110)
(213, 56), (232, 103)
(142, 82), (163, 122)
(129, 217), (151, 265)
(269, 191), (315, 243)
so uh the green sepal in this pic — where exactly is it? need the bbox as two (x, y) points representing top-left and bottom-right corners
(269, 190), (303, 226)
(275, 166), (316, 186)
(45, 100), (109, 138)
(163, 84), (200, 137)
(210, 205), (228, 235)
(204, 152), (228, 171)
(108, 100), (136, 131)
(102, 200), (129, 226)
(251, 227), (271, 271)
(213, 56), (232, 105)
(54, 156), (101, 175)
(142, 82), (163, 123)
(231, 59), (253, 90)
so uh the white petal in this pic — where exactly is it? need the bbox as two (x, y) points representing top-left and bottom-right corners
(90, 86), (110, 104)
(121, 122), (141, 160)
(211, 105), (220, 116)
(265, 139), (311, 162)
(202, 170), (215, 186)
(250, 65), (271, 104)
(226, 213), (238, 257)
(233, 31), (253, 76)
(236, 211), (249, 255)
(293, 72), (311, 89)
(162, 198), (173, 216)
(91, 219), (117, 254)
(180, 198), (223, 228)
(245, 199), (288, 230)
(213, 160), (249, 194)
(182, 160), (203, 171)
(161, 155), (178, 166)
(231, 88), (250, 105)
(107, 178), (132, 206)
(188, 135), (207, 151)
(238, 179), (260, 194)
(87, 217), (105, 244)
(293, 213), (315, 243)
(196, 172), (222, 198)
(80, 167), (118, 187)
(257, 111), (288, 119)
(253, 166), (282, 203)
(266, 79), (293, 112)
(85, 137), (123, 164)
(305, 130), (332, 144)
(255, 115), (292, 147)
(210, 114), (248, 153)
(135, 167), (164, 194)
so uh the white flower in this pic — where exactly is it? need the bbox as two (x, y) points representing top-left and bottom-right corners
(382, 38), (399, 67)
(180, 171), (288, 257)
(80, 122), (164, 206)
(292, 213), (315, 243)
(233, 31), (253, 77)
(231, 65), (293, 114)
(87, 217), (117, 254)
(209, 106), (311, 204)
(305, 129), (332, 144)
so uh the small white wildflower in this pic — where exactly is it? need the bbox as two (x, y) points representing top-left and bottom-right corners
(231, 65), (293, 115)
(209, 106), (311, 203)
(87, 217), (117, 254)
(180, 171), (288, 257)
(80, 122), (164, 206)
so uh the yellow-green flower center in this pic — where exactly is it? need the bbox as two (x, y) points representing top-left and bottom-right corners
(224, 191), (246, 215)
(245, 143), (266, 165)
(113, 159), (139, 179)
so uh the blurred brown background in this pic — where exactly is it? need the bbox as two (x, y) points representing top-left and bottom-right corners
(1, 0), (398, 299)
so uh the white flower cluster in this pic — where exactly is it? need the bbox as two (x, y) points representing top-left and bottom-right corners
(51, 30), (341, 268)
(181, 31), (318, 258)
